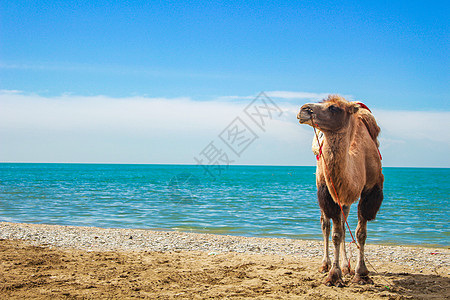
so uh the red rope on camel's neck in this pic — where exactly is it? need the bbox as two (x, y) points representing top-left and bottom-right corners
(311, 119), (359, 249)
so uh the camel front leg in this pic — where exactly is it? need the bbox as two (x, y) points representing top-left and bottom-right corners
(339, 205), (354, 275)
(353, 219), (373, 284)
(319, 211), (331, 273)
(324, 216), (345, 287)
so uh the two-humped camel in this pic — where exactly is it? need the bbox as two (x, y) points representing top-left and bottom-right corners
(297, 95), (384, 287)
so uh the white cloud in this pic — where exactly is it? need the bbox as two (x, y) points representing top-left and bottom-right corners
(374, 109), (450, 143)
(0, 90), (449, 167)
(372, 109), (450, 167)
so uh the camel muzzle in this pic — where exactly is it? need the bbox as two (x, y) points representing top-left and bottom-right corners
(297, 104), (314, 125)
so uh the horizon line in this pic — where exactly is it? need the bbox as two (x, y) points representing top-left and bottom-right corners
(0, 161), (448, 169)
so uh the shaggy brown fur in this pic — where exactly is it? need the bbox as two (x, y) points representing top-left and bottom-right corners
(297, 95), (384, 287)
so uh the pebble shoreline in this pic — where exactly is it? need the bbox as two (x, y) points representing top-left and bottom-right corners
(0, 222), (448, 272)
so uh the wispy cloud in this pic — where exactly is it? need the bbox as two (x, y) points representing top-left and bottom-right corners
(0, 90), (448, 167)
(265, 91), (331, 100)
(0, 61), (242, 80)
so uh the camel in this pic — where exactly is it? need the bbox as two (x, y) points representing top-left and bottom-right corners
(297, 95), (384, 287)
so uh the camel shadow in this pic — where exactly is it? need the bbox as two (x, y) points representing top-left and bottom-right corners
(371, 271), (450, 299)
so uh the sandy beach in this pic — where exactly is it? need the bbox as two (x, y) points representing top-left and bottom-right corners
(0, 222), (448, 299)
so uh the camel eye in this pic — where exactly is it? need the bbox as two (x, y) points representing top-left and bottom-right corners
(328, 105), (342, 113)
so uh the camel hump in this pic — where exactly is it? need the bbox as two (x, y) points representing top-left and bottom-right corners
(355, 103), (380, 146)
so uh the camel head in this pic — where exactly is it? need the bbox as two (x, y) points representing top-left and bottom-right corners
(297, 95), (360, 132)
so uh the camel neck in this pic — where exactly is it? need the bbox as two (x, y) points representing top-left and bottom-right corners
(321, 117), (357, 170)
(322, 132), (349, 165)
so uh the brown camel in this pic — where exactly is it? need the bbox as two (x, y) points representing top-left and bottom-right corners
(297, 95), (384, 287)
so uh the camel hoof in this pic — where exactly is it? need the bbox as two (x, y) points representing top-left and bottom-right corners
(319, 264), (330, 273)
(352, 274), (374, 285)
(324, 277), (345, 287)
(324, 270), (345, 287)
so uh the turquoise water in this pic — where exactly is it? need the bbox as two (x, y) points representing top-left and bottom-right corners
(0, 163), (448, 247)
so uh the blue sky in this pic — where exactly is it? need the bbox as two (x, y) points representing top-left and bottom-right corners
(0, 1), (449, 166)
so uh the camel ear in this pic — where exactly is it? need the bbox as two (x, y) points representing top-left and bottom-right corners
(349, 103), (360, 114)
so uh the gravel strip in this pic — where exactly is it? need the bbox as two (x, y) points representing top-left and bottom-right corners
(0, 222), (448, 271)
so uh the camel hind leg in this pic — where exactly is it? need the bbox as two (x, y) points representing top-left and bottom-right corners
(353, 184), (383, 284)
